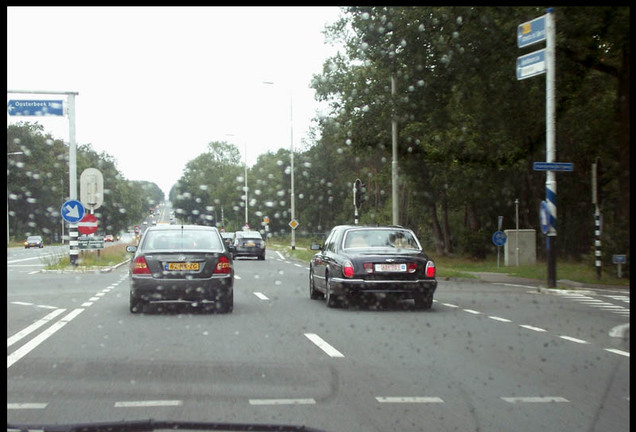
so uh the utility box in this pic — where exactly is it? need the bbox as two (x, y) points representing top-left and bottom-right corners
(504, 229), (536, 266)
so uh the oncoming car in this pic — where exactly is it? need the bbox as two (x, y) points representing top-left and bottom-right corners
(232, 230), (266, 260)
(309, 225), (437, 309)
(24, 235), (44, 248)
(126, 224), (234, 313)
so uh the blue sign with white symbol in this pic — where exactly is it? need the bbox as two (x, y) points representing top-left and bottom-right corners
(61, 199), (85, 223)
(7, 100), (64, 116)
(533, 162), (574, 172)
(492, 230), (507, 247)
(516, 49), (546, 80)
(518, 15), (547, 48)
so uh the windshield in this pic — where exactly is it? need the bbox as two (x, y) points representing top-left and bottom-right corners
(7, 6), (630, 432)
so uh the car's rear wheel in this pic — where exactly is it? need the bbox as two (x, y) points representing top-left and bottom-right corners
(413, 293), (433, 310)
(325, 274), (341, 308)
(130, 292), (145, 313)
(309, 268), (323, 300)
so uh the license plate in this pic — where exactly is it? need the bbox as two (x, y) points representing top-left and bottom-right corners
(245, 241), (255, 247)
(375, 263), (407, 272)
(165, 262), (199, 271)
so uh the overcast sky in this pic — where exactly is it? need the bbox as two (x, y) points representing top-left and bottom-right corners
(7, 6), (344, 197)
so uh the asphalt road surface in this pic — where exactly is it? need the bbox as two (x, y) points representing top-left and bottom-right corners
(8, 250), (630, 432)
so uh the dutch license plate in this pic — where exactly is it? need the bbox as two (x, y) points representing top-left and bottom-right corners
(375, 263), (407, 272)
(165, 262), (199, 271)
(245, 241), (255, 247)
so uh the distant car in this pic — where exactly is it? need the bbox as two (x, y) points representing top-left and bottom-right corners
(309, 225), (437, 309)
(126, 224), (234, 313)
(220, 232), (234, 253)
(24, 235), (44, 249)
(232, 230), (266, 260)
(104, 234), (114, 242)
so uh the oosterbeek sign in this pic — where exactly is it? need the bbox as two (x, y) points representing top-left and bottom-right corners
(7, 99), (65, 116)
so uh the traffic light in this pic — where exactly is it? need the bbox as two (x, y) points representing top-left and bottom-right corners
(354, 178), (366, 208)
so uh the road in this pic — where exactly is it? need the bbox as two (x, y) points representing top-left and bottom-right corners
(7, 249), (630, 432)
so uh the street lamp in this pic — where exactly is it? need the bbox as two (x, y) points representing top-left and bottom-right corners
(7, 151), (24, 245)
(263, 81), (295, 249)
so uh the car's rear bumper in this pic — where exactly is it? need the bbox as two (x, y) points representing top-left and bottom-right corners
(329, 277), (437, 297)
(130, 274), (233, 302)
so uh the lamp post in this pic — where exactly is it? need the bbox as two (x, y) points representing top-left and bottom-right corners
(263, 81), (295, 249)
(7, 151), (24, 245)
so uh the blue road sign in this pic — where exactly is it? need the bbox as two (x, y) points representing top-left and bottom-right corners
(518, 15), (547, 48)
(516, 49), (546, 80)
(533, 162), (574, 172)
(492, 230), (507, 247)
(61, 199), (85, 223)
(7, 99), (64, 116)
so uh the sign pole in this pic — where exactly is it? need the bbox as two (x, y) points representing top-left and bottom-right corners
(545, 9), (557, 287)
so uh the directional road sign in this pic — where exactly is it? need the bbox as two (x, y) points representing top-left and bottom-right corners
(533, 162), (574, 172)
(61, 199), (85, 223)
(516, 49), (546, 80)
(289, 219), (299, 230)
(78, 213), (99, 235)
(518, 15), (546, 48)
(7, 100), (64, 116)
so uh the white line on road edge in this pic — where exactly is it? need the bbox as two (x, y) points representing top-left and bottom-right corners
(376, 397), (444, 403)
(249, 399), (316, 405)
(7, 308), (84, 369)
(276, 251), (286, 260)
(304, 333), (345, 358)
(114, 400), (183, 407)
(7, 308), (66, 348)
(7, 403), (48, 409)
(604, 348), (630, 357)
(501, 396), (569, 403)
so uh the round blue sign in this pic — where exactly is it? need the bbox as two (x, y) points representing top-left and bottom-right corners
(492, 230), (507, 246)
(61, 199), (85, 223)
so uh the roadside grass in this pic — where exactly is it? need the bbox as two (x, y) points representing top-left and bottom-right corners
(42, 243), (131, 271)
(266, 237), (629, 287)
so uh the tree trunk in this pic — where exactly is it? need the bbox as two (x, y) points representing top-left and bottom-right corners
(429, 202), (445, 256)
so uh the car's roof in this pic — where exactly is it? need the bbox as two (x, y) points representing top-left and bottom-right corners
(144, 224), (219, 232)
(235, 230), (262, 237)
(27, 235), (42, 239)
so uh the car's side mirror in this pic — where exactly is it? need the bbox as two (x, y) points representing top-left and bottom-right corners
(310, 243), (322, 251)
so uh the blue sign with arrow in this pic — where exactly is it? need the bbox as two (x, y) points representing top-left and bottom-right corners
(61, 199), (85, 223)
(7, 100), (64, 116)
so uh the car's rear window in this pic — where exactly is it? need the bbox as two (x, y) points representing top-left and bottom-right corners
(343, 229), (420, 250)
(143, 230), (223, 251)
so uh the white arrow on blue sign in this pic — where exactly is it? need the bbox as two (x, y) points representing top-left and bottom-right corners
(61, 199), (85, 223)
(7, 100), (65, 116)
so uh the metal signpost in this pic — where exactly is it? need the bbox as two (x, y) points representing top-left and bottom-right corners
(517, 9), (559, 287)
(8, 90), (80, 265)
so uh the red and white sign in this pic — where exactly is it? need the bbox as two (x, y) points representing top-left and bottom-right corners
(78, 213), (99, 235)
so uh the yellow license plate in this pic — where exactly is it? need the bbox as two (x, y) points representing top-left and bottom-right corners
(245, 241), (255, 247)
(166, 262), (199, 271)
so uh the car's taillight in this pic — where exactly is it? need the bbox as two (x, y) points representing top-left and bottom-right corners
(343, 261), (355, 278)
(363, 262), (374, 273)
(407, 262), (417, 273)
(425, 261), (435, 278)
(132, 256), (150, 274)
(214, 256), (232, 274)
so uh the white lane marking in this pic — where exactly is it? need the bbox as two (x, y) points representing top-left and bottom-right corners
(276, 251), (286, 260)
(249, 398), (316, 405)
(254, 292), (269, 300)
(489, 316), (512, 323)
(235, 275), (241, 280)
(502, 396), (569, 403)
(114, 400), (183, 407)
(463, 309), (481, 315)
(376, 397), (444, 403)
(7, 308), (84, 369)
(7, 403), (48, 409)
(7, 308), (66, 348)
(304, 333), (345, 358)
(559, 336), (588, 344)
(604, 348), (630, 357)
(441, 303), (458, 308)
(519, 324), (547, 332)
(609, 323), (630, 338)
